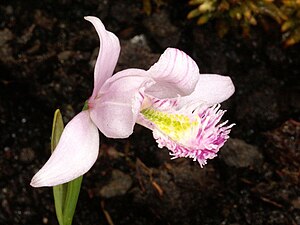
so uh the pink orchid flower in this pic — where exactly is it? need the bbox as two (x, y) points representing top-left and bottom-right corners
(31, 16), (235, 187)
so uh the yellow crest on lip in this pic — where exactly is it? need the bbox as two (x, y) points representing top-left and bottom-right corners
(140, 108), (199, 142)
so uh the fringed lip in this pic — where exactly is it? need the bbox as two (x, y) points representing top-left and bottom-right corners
(139, 103), (235, 167)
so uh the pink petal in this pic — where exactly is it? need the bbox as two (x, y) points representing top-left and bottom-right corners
(84, 16), (121, 99)
(145, 48), (200, 98)
(89, 69), (155, 138)
(30, 111), (99, 187)
(178, 74), (235, 107)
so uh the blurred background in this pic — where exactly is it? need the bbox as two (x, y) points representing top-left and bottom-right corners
(0, 0), (299, 224)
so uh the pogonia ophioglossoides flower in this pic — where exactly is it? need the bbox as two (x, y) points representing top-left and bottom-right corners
(31, 16), (235, 187)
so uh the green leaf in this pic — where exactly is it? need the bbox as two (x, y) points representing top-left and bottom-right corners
(51, 109), (65, 153)
(62, 176), (83, 225)
(51, 109), (66, 225)
(51, 109), (83, 225)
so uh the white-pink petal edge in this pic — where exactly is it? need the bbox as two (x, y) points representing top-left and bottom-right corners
(30, 111), (99, 187)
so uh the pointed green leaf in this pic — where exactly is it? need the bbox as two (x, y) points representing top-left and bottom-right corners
(51, 109), (66, 225)
(51, 103), (88, 225)
(62, 176), (83, 225)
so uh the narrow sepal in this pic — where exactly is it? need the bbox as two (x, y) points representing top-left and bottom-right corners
(84, 16), (121, 99)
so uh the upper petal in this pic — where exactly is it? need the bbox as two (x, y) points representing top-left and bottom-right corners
(89, 69), (155, 138)
(30, 111), (99, 187)
(145, 48), (200, 99)
(84, 16), (121, 99)
(178, 74), (235, 107)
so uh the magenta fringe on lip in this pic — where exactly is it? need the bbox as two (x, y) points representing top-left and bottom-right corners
(153, 104), (235, 167)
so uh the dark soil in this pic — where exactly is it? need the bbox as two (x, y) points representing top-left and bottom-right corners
(0, 1), (299, 225)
